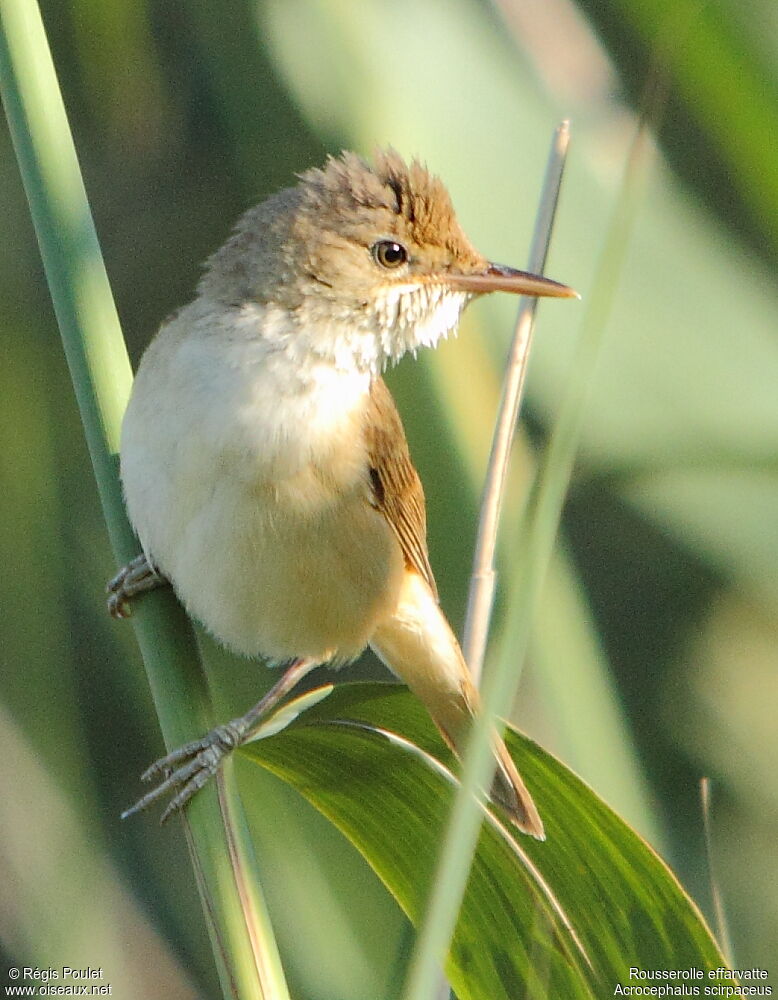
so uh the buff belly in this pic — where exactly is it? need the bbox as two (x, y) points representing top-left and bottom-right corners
(156, 475), (406, 663)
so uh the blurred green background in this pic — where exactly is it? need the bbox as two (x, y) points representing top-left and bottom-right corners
(2, 0), (777, 996)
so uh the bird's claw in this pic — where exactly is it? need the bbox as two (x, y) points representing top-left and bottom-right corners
(106, 553), (165, 619)
(122, 724), (242, 823)
(122, 660), (317, 823)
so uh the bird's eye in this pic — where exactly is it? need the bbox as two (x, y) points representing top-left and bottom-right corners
(371, 240), (408, 269)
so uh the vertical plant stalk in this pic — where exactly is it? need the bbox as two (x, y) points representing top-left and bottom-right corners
(496, 17), (672, 752)
(0, 2), (290, 998)
(462, 120), (571, 686)
(404, 123), (573, 1000)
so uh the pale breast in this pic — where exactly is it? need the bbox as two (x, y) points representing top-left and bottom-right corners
(121, 300), (404, 663)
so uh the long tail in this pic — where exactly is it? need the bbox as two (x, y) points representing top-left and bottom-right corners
(370, 570), (544, 840)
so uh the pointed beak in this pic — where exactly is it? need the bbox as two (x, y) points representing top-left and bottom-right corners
(446, 263), (578, 299)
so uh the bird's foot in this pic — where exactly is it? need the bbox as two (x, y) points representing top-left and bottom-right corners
(122, 657), (319, 823)
(121, 721), (245, 823)
(107, 553), (166, 618)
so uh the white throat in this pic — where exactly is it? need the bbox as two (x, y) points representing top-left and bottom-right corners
(374, 283), (471, 364)
(239, 284), (470, 378)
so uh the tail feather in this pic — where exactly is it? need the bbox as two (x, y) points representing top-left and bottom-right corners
(490, 726), (545, 839)
(458, 673), (545, 840)
(370, 570), (544, 840)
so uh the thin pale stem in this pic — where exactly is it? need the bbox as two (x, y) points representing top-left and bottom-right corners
(0, 2), (290, 997)
(403, 122), (572, 1000)
(462, 121), (571, 685)
(495, 114), (657, 707)
(408, 82), (658, 994)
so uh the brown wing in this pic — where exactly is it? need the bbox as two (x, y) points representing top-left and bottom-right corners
(364, 377), (438, 601)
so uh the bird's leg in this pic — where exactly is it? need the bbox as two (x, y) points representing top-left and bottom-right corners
(122, 656), (319, 823)
(107, 553), (167, 618)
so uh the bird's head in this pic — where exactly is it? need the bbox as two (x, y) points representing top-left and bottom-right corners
(199, 149), (575, 372)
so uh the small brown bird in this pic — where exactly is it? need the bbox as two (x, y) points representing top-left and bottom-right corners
(110, 149), (576, 836)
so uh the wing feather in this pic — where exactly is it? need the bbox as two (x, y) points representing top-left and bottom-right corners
(364, 378), (438, 600)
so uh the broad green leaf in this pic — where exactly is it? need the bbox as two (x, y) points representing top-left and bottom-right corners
(241, 682), (729, 999)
